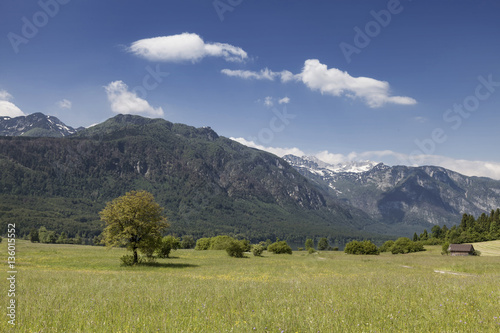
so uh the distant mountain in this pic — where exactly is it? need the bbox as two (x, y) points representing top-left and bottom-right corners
(284, 155), (500, 235)
(284, 155), (379, 174)
(0, 112), (78, 137)
(0, 114), (382, 244)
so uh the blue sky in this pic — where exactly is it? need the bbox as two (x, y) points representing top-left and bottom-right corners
(1, 0), (500, 178)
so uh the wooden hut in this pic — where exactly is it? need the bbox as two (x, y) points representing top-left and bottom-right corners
(447, 244), (475, 256)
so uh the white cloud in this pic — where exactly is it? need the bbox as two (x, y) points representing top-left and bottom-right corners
(104, 80), (164, 117)
(278, 96), (290, 104)
(230, 137), (305, 157)
(221, 68), (296, 82)
(0, 90), (25, 117)
(264, 96), (273, 108)
(57, 99), (72, 110)
(299, 59), (417, 108)
(0, 90), (13, 101)
(129, 32), (247, 63)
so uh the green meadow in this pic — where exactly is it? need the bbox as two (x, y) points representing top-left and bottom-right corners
(2, 240), (500, 332)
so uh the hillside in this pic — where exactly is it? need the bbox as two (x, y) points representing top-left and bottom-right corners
(284, 155), (500, 235)
(0, 114), (380, 243)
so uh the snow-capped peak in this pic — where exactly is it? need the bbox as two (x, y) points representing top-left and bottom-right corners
(284, 154), (380, 174)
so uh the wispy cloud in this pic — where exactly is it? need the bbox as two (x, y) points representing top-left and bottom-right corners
(221, 68), (295, 82)
(223, 59), (416, 108)
(299, 59), (417, 108)
(57, 99), (72, 110)
(0, 90), (25, 117)
(264, 96), (273, 108)
(129, 32), (247, 63)
(278, 96), (290, 104)
(104, 80), (164, 117)
(230, 137), (305, 157)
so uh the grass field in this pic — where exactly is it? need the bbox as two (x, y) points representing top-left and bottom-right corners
(471, 240), (500, 256)
(1, 240), (500, 332)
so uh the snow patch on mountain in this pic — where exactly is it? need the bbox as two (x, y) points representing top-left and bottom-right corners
(283, 154), (380, 175)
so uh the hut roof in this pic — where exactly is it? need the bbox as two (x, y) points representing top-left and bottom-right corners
(448, 244), (474, 252)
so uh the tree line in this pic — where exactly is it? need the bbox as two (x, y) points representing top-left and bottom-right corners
(412, 209), (500, 245)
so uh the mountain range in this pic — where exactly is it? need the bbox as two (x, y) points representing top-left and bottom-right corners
(0, 114), (378, 245)
(283, 155), (500, 235)
(1, 113), (499, 243)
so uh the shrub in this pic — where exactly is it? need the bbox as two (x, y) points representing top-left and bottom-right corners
(210, 235), (235, 250)
(240, 239), (252, 252)
(195, 237), (212, 250)
(318, 237), (329, 250)
(120, 255), (139, 266)
(157, 235), (180, 258)
(391, 237), (425, 254)
(298, 247), (304, 251)
(268, 240), (292, 254)
(379, 240), (394, 253)
(226, 240), (246, 258)
(332, 247), (339, 251)
(441, 241), (450, 255)
(180, 235), (196, 249)
(308, 247), (316, 254)
(344, 240), (379, 255)
(252, 244), (264, 257)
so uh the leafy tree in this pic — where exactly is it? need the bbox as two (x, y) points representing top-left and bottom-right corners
(268, 240), (292, 254)
(38, 226), (48, 243)
(431, 225), (442, 239)
(100, 190), (169, 265)
(180, 235), (195, 249)
(29, 228), (39, 243)
(46, 231), (57, 244)
(419, 229), (428, 241)
(305, 238), (314, 250)
(157, 235), (180, 258)
(441, 225), (449, 239)
(56, 231), (68, 244)
(318, 237), (329, 251)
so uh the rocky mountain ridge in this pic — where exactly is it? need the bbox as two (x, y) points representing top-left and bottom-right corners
(283, 155), (500, 235)
(0, 112), (78, 137)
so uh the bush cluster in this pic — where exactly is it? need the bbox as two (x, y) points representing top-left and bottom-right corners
(267, 240), (292, 254)
(344, 240), (379, 255)
(390, 237), (425, 254)
(194, 235), (251, 257)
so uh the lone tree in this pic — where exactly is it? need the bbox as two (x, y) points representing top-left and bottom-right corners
(100, 190), (169, 265)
